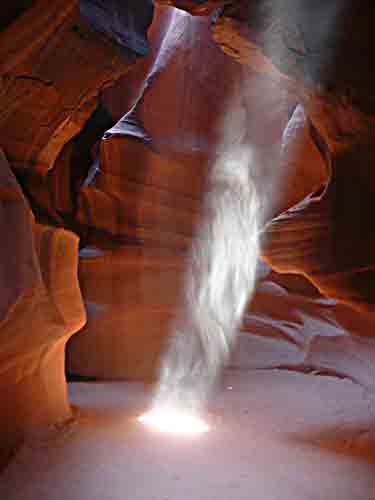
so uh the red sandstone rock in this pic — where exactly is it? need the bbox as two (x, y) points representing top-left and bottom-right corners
(3, 0), (375, 425)
(0, 0), (129, 171)
(235, 268), (375, 391)
(208, 1), (375, 313)
(154, 0), (225, 16)
(67, 246), (186, 380)
(67, 7), (329, 380)
(262, 134), (375, 312)
(0, 149), (86, 468)
(75, 135), (206, 251)
(0, 0), (150, 466)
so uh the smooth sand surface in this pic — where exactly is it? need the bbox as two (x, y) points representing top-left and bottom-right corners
(2, 370), (375, 500)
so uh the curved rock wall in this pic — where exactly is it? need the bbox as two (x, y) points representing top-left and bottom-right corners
(2, 1), (375, 464)
(0, 149), (86, 468)
(0, 0), (144, 467)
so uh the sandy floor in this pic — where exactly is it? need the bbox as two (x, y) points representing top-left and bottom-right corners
(1, 370), (375, 500)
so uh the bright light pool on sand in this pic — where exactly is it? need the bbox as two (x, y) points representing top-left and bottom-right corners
(138, 408), (210, 435)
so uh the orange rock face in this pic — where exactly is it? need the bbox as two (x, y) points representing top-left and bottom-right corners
(154, 0), (225, 16)
(211, 1), (375, 313)
(0, 149), (86, 468)
(66, 6), (328, 380)
(3, 1), (375, 469)
(0, 0), (129, 171)
(0, 0), (135, 467)
(67, 2), (375, 386)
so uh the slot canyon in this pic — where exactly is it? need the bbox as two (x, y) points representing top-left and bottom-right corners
(1, 1), (375, 499)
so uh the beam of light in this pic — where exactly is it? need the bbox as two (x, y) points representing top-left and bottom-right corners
(141, 1), (347, 428)
(138, 408), (209, 435)
(150, 142), (260, 417)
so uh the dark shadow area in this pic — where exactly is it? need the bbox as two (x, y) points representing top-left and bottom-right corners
(0, 0), (33, 32)
(14, 100), (116, 238)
